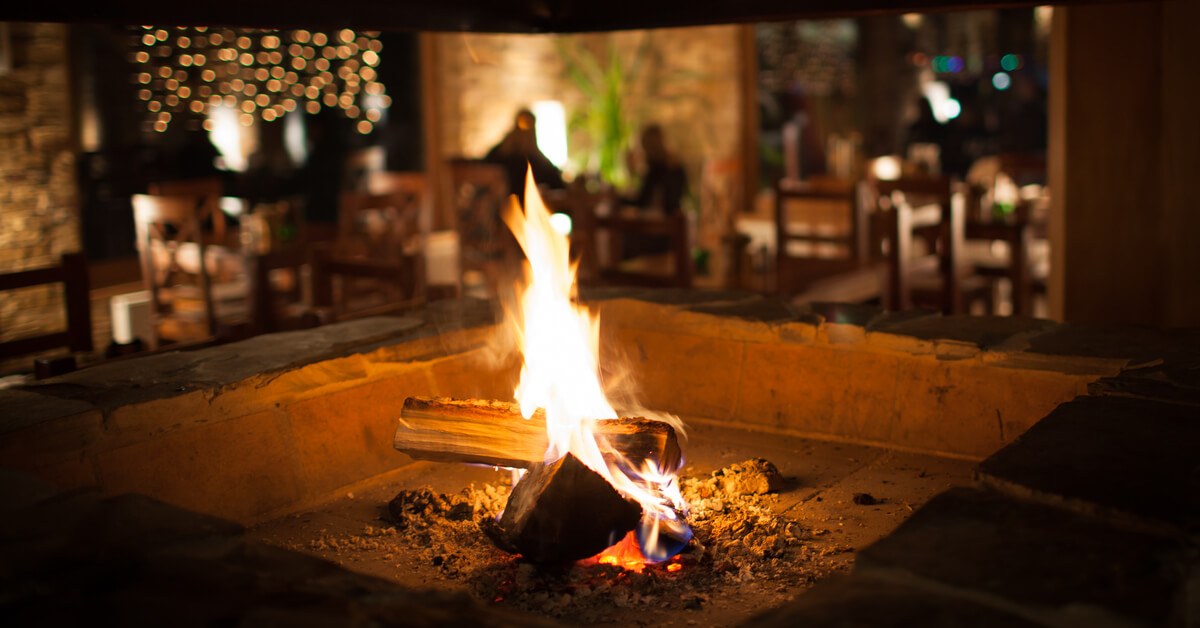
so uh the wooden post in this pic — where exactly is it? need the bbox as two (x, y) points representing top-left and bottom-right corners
(737, 24), (759, 218)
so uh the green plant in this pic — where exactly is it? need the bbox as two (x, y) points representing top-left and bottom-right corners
(556, 35), (654, 189)
(557, 33), (716, 212)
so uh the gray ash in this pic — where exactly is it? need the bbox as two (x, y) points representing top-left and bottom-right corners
(309, 460), (852, 621)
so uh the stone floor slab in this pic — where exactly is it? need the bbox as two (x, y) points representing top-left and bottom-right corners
(1087, 358), (1200, 406)
(745, 575), (1041, 628)
(0, 480), (559, 627)
(857, 487), (1189, 627)
(978, 395), (1200, 531)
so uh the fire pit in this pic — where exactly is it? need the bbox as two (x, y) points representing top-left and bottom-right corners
(242, 175), (986, 624)
(251, 419), (975, 625)
(1, 228), (1196, 624)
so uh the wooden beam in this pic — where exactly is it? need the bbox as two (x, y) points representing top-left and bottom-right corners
(0, 0), (1134, 34)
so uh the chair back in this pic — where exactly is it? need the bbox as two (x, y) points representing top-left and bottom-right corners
(131, 193), (220, 347)
(997, 153), (1047, 187)
(337, 183), (426, 262)
(147, 177), (227, 246)
(774, 177), (866, 295)
(345, 146), (386, 191)
(573, 207), (692, 289)
(870, 176), (968, 313)
(310, 244), (424, 321)
(447, 160), (515, 295)
(0, 253), (93, 365)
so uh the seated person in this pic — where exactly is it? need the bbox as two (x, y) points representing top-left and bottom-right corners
(485, 109), (565, 198)
(623, 124), (687, 215)
(620, 125), (688, 258)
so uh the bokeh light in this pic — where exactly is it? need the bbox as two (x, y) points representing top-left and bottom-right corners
(129, 25), (388, 130)
(940, 99), (962, 120)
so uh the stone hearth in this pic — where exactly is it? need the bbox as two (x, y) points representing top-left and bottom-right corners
(1, 290), (1197, 626)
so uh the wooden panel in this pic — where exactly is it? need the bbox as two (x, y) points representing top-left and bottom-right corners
(1055, 1), (1200, 327)
(1160, 0), (1200, 327)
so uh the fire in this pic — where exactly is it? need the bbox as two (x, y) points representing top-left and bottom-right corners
(582, 532), (650, 573)
(502, 166), (691, 565)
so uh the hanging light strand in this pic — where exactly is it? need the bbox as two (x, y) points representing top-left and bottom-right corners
(130, 25), (388, 134)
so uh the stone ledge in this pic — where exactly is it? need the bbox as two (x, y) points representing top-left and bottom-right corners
(1087, 357), (1200, 406)
(0, 291), (1194, 520)
(593, 295), (1100, 459)
(857, 487), (1190, 627)
(0, 301), (516, 523)
(13, 300), (496, 419)
(1, 299), (497, 436)
(977, 395), (1200, 533)
(583, 291), (1175, 380)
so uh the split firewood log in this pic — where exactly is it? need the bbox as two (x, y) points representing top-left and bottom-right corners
(394, 397), (681, 471)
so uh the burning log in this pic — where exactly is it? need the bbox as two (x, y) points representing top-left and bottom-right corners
(395, 397), (681, 471)
(486, 453), (643, 563)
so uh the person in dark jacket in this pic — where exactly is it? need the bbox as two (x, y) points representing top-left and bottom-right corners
(625, 124), (687, 215)
(485, 109), (564, 198)
(620, 124), (688, 258)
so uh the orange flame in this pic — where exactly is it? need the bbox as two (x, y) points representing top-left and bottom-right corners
(502, 167), (690, 566)
(581, 531), (650, 573)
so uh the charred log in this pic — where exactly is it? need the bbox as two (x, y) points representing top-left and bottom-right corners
(486, 453), (642, 563)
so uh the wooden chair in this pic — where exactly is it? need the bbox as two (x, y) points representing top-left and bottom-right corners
(337, 188), (424, 261)
(331, 182), (428, 314)
(964, 153), (1049, 316)
(872, 177), (991, 314)
(0, 253), (93, 378)
(998, 153), (1047, 188)
(573, 207), (693, 289)
(146, 178), (229, 247)
(774, 177), (869, 296)
(368, 171), (427, 196)
(132, 193), (231, 348)
(345, 146), (386, 192)
(310, 245), (424, 321)
(540, 178), (611, 221)
(966, 199), (1048, 317)
(447, 159), (516, 296)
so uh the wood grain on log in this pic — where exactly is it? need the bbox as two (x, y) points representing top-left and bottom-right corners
(395, 397), (681, 471)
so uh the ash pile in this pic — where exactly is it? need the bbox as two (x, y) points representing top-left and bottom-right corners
(318, 459), (853, 621)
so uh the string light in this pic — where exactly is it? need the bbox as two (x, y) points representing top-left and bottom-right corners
(130, 26), (388, 132)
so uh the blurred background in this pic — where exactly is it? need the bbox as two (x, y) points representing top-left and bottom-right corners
(1, 0), (1196, 379)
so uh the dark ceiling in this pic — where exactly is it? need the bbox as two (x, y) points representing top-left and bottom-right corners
(1, 0), (1124, 33)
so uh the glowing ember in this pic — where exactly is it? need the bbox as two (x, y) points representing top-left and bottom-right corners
(502, 166), (691, 565)
(581, 531), (651, 573)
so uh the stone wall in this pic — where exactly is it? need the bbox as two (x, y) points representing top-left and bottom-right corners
(434, 27), (743, 248)
(0, 23), (80, 355)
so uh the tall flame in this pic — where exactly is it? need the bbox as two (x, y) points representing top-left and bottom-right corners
(502, 167), (690, 563)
